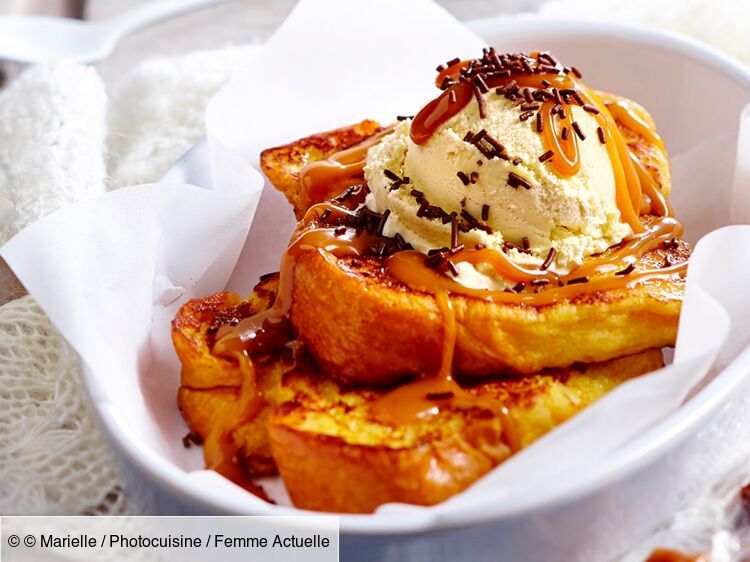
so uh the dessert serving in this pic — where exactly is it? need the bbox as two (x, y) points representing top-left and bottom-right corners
(172, 49), (690, 513)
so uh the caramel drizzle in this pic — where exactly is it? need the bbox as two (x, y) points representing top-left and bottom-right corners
(200, 53), (687, 487)
(298, 128), (392, 208)
(411, 62), (649, 232)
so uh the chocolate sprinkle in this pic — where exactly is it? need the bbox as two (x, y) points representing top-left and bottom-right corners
(572, 121), (586, 140)
(567, 276), (589, 285)
(377, 209), (391, 236)
(446, 259), (459, 276)
(182, 432), (203, 448)
(384, 169), (400, 182)
(507, 172), (532, 190)
(541, 247), (557, 270)
(615, 264), (635, 276)
(597, 126), (606, 144)
(483, 132), (504, 154)
(538, 150), (554, 163)
(503, 241), (531, 255)
(457, 171), (471, 185)
(481, 204), (490, 221)
(473, 84), (487, 118)
(426, 391), (454, 400)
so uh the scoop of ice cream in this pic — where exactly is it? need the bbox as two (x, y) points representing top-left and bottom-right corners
(364, 93), (632, 284)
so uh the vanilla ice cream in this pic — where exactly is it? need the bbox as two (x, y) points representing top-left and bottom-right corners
(364, 88), (632, 288)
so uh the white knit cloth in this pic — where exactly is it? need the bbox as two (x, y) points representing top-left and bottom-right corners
(0, 62), (106, 246)
(0, 296), (126, 516)
(0, 1), (749, 558)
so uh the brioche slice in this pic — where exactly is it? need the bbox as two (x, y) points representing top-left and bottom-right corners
(260, 119), (383, 219)
(267, 349), (662, 513)
(290, 238), (686, 385)
(174, 276), (664, 512)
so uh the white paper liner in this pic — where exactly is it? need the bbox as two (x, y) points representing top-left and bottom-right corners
(2, 0), (750, 518)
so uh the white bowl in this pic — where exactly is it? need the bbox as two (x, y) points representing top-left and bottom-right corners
(86, 16), (750, 562)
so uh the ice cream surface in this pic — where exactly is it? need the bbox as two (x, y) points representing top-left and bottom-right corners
(364, 82), (632, 288)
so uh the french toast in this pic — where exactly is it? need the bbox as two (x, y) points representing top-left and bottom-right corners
(175, 50), (688, 511)
(174, 275), (664, 512)
(260, 96), (687, 386)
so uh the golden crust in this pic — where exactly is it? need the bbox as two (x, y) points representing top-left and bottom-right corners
(291, 241), (686, 385)
(268, 348), (663, 513)
(174, 279), (663, 512)
(260, 119), (383, 219)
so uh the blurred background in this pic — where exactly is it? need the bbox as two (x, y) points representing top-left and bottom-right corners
(0, 1), (544, 86)
(0, 0), (747, 89)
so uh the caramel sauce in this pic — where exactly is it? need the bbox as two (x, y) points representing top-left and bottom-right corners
(604, 97), (665, 151)
(298, 129), (391, 208)
(202, 349), (263, 488)
(387, 250), (685, 306)
(197, 51), (688, 488)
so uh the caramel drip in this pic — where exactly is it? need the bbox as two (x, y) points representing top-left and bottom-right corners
(368, 272), (467, 425)
(604, 98), (665, 151)
(298, 128), (391, 208)
(204, 226), (378, 488)
(387, 249), (685, 307)
(367, 287), (524, 448)
(568, 217), (681, 278)
(201, 347), (267, 495)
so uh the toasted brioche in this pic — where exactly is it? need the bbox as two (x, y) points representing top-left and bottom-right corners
(259, 97), (686, 385)
(261, 119), (383, 219)
(174, 276), (664, 512)
(267, 348), (662, 512)
(290, 241), (685, 385)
